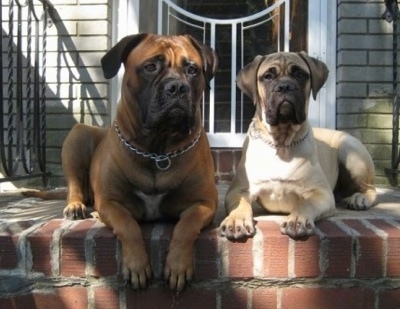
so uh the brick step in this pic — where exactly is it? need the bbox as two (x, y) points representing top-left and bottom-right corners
(1, 213), (400, 308)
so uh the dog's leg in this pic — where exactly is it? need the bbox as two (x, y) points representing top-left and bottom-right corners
(337, 135), (378, 210)
(164, 202), (215, 292)
(98, 200), (152, 290)
(61, 124), (106, 219)
(281, 188), (335, 238)
(220, 168), (256, 240)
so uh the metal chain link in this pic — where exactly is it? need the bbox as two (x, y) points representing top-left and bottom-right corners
(114, 122), (201, 170)
(249, 123), (309, 149)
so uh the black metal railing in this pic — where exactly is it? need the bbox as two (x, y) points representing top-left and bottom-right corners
(383, 0), (400, 186)
(1, 0), (54, 186)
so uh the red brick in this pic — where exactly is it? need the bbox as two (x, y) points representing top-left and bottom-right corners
(211, 150), (219, 174)
(293, 235), (321, 277)
(158, 223), (220, 280)
(368, 219), (400, 277)
(252, 288), (277, 308)
(220, 287), (248, 309)
(0, 294), (36, 309)
(281, 287), (375, 309)
(0, 287), (88, 309)
(37, 287), (88, 309)
(317, 220), (352, 278)
(379, 288), (400, 309)
(92, 226), (118, 277)
(233, 149), (242, 170)
(194, 228), (219, 279)
(227, 236), (254, 278)
(0, 220), (37, 269)
(343, 219), (384, 278)
(126, 286), (217, 308)
(258, 221), (289, 278)
(29, 219), (64, 275)
(94, 287), (120, 309)
(219, 150), (235, 173)
(60, 220), (97, 277)
(218, 174), (234, 183)
(159, 223), (175, 276)
(0, 235), (18, 269)
(141, 223), (156, 252)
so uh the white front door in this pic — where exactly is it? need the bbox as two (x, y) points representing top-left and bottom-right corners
(113, 0), (337, 147)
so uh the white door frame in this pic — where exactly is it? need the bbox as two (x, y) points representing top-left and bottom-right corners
(307, 0), (337, 129)
(111, 0), (337, 144)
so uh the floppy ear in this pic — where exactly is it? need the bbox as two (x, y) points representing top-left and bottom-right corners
(101, 33), (149, 79)
(186, 36), (219, 84)
(298, 51), (329, 100)
(236, 55), (265, 104)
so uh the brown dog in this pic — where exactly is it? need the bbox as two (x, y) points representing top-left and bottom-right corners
(56, 34), (218, 291)
(219, 52), (377, 240)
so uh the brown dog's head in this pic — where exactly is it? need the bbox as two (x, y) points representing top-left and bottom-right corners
(101, 33), (218, 136)
(237, 52), (328, 127)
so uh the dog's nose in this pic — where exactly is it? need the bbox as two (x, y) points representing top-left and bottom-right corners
(273, 82), (295, 93)
(165, 80), (190, 97)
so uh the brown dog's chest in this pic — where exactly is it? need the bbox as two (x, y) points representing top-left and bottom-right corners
(135, 191), (167, 221)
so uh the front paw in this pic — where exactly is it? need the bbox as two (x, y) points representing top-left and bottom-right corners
(280, 215), (315, 238)
(219, 211), (255, 240)
(164, 248), (193, 293)
(122, 247), (152, 290)
(63, 202), (88, 220)
(343, 192), (375, 211)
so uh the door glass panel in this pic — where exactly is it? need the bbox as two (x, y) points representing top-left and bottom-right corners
(138, 0), (308, 137)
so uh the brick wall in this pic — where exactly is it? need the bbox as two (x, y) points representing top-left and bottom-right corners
(337, 0), (396, 186)
(1, 217), (400, 308)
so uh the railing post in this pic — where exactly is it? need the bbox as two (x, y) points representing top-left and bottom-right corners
(383, 0), (400, 186)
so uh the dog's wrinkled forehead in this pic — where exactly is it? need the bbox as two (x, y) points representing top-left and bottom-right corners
(126, 36), (203, 68)
(257, 53), (309, 77)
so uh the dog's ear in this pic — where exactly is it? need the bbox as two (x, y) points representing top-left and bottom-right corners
(236, 55), (265, 104)
(101, 33), (149, 79)
(186, 36), (219, 84)
(298, 51), (329, 100)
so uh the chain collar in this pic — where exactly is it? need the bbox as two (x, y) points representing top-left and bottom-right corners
(249, 124), (309, 149)
(114, 121), (201, 170)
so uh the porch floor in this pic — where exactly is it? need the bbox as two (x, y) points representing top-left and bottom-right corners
(1, 185), (400, 223)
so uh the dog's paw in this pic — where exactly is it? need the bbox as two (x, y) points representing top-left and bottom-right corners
(163, 248), (193, 293)
(280, 215), (315, 238)
(63, 202), (88, 220)
(343, 192), (375, 211)
(219, 212), (255, 240)
(122, 251), (152, 290)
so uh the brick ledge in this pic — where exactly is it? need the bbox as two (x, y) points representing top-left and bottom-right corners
(1, 187), (400, 308)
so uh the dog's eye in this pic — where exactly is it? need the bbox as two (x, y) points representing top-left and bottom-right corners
(293, 70), (307, 80)
(186, 65), (198, 75)
(263, 72), (275, 81)
(145, 63), (157, 72)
